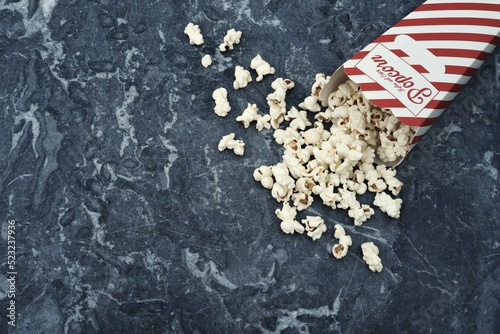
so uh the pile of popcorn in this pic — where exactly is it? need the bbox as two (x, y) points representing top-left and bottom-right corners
(184, 23), (416, 273)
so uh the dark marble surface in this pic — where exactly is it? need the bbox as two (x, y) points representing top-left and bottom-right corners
(0, 0), (499, 333)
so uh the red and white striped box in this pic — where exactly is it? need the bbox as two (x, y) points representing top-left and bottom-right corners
(321, 0), (500, 164)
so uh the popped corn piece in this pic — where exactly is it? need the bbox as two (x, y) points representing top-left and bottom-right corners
(299, 96), (321, 112)
(274, 127), (302, 149)
(219, 28), (242, 52)
(348, 204), (375, 226)
(337, 186), (358, 210)
(282, 151), (305, 179)
(348, 106), (366, 134)
(271, 182), (294, 202)
(253, 166), (274, 189)
(236, 103), (259, 128)
(361, 242), (383, 273)
(301, 128), (323, 146)
(373, 192), (402, 219)
(255, 114), (272, 131)
(218, 133), (245, 156)
(296, 145), (313, 163)
(201, 54), (212, 68)
(285, 107), (311, 131)
(332, 224), (352, 259)
(292, 192), (314, 211)
(250, 54), (276, 82)
(302, 216), (327, 240)
(338, 79), (359, 99)
(312, 141), (337, 167)
(272, 162), (294, 186)
(313, 183), (340, 208)
(346, 180), (368, 195)
(233, 65), (252, 90)
(311, 73), (329, 97)
(212, 87), (231, 117)
(315, 108), (334, 123)
(276, 202), (304, 234)
(294, 177), (315, 194)
(271, 77), (295, 91)
(184, 23), (204, 45)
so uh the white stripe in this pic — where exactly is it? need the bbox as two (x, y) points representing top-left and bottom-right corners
(413, 125), (432, 137)
(361, 90), (398, 100)
(406, 10), (500, 20)
(361, 90), (457, 102)
(423, 72), (472, 84)
(431, 57), (484, 68)
(384, 24), (500, 37)
(380, 40), (495, 52)
(343, 74), (373, 83)
(435, 91), (458, 101)
(391, 107), (446, 119)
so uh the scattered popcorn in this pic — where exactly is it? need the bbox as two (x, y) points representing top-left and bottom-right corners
(201, 54), (212, 68)
(233, 65), (252, 90)
(218, 133), (245, 156)
(184, 23), (204, 45)
(276, 202), (304, 235)
(212, 87), (231, 117)
(250, 54), (276, 82)
(302, 216), (326, 240)
(332, 224), (352, 259)
(361, 242), (383, 273)
(373, 192), (402, 219)
(202, 23), (411, 262)
(251, 76), (411, 227)
(219, 28), (242, 52)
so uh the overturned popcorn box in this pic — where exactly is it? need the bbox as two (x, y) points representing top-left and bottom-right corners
(321, 1), (500, 165)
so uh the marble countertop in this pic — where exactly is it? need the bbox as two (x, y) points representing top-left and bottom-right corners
(0, 0), (499, 333)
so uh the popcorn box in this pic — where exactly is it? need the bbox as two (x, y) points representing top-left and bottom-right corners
(321, 0), (500, 165)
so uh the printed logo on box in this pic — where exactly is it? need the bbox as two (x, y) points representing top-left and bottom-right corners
(356, 43), (439, 116)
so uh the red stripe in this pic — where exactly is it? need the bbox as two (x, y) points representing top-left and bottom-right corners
(350, 50), (372, 60)
(415, 3), (500, 12)
(368, 99), (405, 108)
(411, 134), (424, 144)
(344, 67), (365, 76)
(445, 65), (477, 76)
(397, 117), (438, 127)
(426, 100), (451, 109)
(375, 33), (500, 45)
(358, 82), (385, 91)
(411, 64), (428, 74)
(395, 18), (500, 28)
(431, 82), (464, 93)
